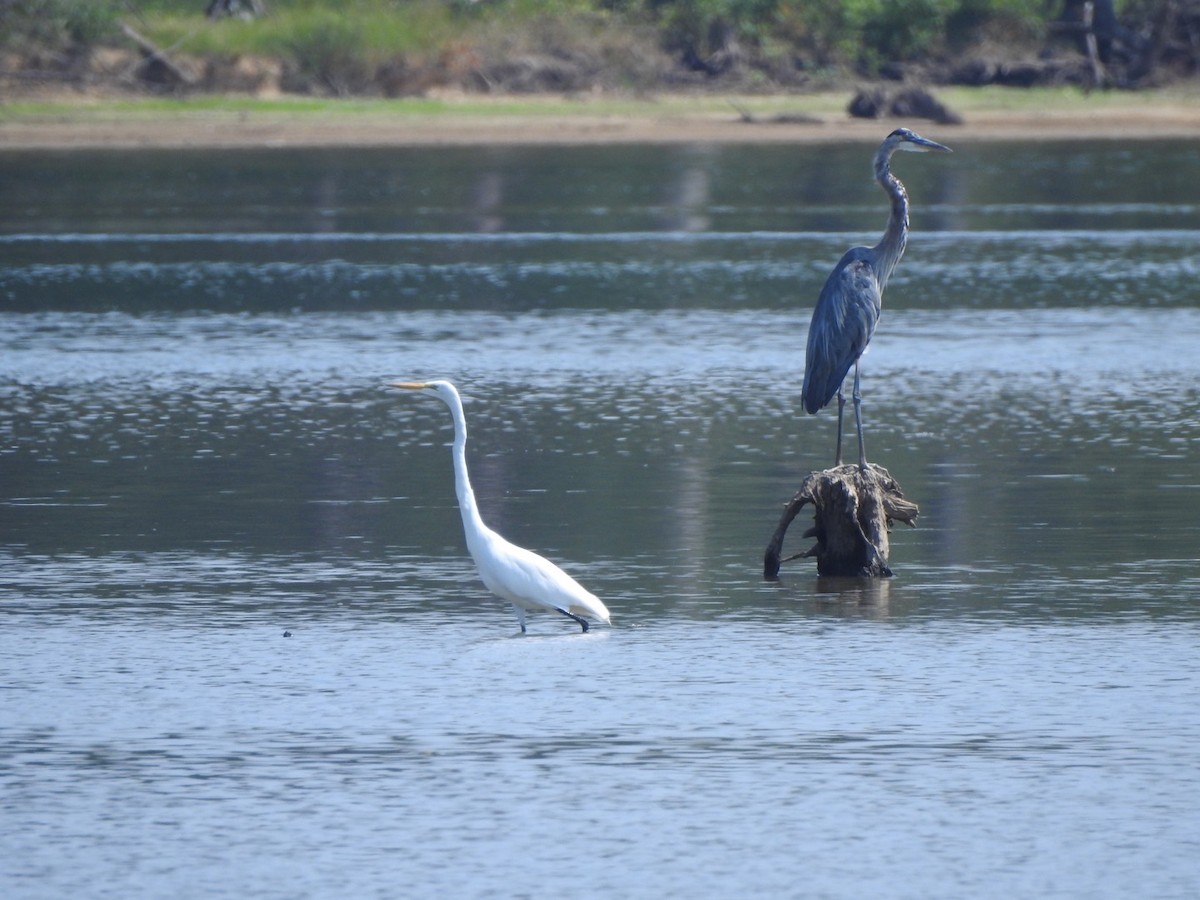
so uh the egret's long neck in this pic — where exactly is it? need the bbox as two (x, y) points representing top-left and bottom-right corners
(445, 395), (489, 548)
(872, 149), (910, 292)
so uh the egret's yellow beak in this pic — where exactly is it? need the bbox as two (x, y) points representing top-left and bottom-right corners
(391, 382), (429, 390)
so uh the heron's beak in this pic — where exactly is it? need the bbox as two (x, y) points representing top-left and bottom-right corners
(390, 381), (429, 390)
(909, 135), (952, 153)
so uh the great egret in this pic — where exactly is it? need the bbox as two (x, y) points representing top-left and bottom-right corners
(392, 380), (611, 634)
(801, 127), (951, 469)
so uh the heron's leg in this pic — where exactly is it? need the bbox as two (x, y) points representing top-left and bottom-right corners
(512, 603), (528, 634)
(556, 607), (590, 633)
(852, 363), (868, 470)
(834, 385), (846, 467)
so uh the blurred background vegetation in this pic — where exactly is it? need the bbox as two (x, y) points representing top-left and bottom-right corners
(0, 0), (1186, 95)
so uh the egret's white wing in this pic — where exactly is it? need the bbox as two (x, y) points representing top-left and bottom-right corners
(472, 530), (610, 624)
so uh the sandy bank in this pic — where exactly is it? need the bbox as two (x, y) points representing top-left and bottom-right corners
(4, 92), (1200, 149)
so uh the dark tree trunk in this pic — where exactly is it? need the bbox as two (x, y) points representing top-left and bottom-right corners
(763, 464), (918, 579)
(120, 23), (196, 87)
(206, 0), (267, 19)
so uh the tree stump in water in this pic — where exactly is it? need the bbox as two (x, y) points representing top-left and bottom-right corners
(763, 464), (918, 579)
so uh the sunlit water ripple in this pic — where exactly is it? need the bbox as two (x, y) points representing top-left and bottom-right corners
(3, 144), (1200, 900)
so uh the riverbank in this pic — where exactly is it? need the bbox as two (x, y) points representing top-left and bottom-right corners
(3, 87), (1200, 149)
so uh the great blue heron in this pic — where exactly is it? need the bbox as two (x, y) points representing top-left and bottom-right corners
(801, 127), (951, 470)
(392, 380), (611, 634)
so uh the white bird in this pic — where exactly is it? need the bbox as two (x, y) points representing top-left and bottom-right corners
(392, 380), (611, 634)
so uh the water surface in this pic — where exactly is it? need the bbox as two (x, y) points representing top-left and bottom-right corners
(2, 141), (1199, 899)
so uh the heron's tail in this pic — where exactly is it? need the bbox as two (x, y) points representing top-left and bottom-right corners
(800, 375), (831, 415)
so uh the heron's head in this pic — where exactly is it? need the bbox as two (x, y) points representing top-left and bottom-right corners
(888, 127), (952, 154)
(390, 379), (461, 407)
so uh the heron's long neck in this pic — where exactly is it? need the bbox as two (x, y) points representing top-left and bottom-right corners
(446, 400), (488, 546)
(872, 151), (910, 292)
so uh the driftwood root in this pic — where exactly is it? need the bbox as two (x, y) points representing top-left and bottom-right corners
(763, 463), (918, 579)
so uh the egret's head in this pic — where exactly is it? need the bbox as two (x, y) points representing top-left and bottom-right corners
(887, 127), (952, 154)
(391, 379), (461, 406)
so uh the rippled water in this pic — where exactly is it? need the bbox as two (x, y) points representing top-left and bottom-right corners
(2, 142), (1199, 899)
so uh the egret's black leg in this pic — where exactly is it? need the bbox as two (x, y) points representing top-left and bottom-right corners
(512, 604), (528, 634)
(835, 386), (846, 467)
(556, 608), (589, 632)
(852, 363), (867, 471)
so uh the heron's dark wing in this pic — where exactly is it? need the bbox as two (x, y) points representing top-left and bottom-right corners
(801, 255), (882, 414)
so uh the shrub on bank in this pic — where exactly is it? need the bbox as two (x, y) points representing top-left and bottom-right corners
(1, 0), (122, 48)
(0, 0), (1177, 94)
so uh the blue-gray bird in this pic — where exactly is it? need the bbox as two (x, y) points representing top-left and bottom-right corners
(801, 127), (951, 470)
